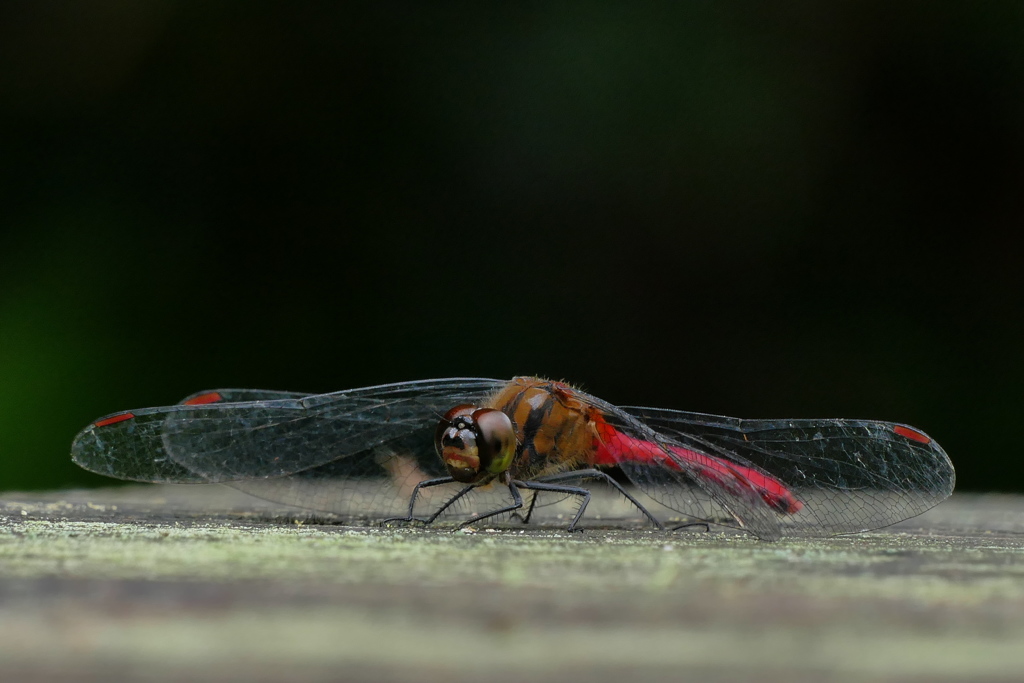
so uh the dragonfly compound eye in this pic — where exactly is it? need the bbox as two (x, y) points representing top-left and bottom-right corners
(435, 405), (486, 483)
(470, 408), (516, 476)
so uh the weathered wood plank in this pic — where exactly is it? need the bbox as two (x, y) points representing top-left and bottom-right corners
(1, 487), (1022, 682)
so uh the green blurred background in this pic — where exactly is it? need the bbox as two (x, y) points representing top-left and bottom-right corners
(1, 2), (1020, 492)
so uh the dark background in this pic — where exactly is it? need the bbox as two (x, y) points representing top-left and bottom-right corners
(1, 2), (1020, 492)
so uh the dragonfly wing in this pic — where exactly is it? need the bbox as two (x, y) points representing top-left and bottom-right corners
(176, 389), (454, 514)
(621, 406), (955, 536)
(72, 378), (505, 487)
(177, 389), (314, 405)
(221, 432), (448, 517)
(72, 405), (214, 483)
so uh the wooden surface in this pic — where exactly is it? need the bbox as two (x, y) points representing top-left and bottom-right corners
(1, 486), (1022, 682)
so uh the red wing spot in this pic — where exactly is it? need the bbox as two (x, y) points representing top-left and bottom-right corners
(893, 425), (931, 444)
(94, 412), (135, 428)
(183, 392), (223, 405)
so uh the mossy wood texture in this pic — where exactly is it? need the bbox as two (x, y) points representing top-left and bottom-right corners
(1, 487), (1022, 682)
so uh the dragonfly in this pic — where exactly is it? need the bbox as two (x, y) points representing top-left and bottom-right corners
(71, 376), (955, 540)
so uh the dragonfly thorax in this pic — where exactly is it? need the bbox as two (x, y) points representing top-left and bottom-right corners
(434, 405), (517, 484)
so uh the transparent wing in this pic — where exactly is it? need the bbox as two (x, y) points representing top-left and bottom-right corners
(615, 404), (955, 538)
(172, 387), (479, 514)
(72, 378), (506, 515)
(177, 389), (314, 405)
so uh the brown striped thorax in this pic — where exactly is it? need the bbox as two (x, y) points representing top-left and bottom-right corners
(433, 377), (601, 484)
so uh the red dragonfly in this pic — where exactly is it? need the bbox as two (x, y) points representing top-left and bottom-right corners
(71, 376), (955, 539)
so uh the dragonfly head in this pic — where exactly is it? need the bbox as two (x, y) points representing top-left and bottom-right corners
(434, 405), (517, 483)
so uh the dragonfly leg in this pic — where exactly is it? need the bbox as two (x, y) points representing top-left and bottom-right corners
(514, 480), (594, 532)
(670, 520), (711, 533)
(380, 476), (455, 526)
(528, 469), (665, 530)
(457, 481), (525, 529)
(514, 491), (540, 524)
(421, 483), (478, 524)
